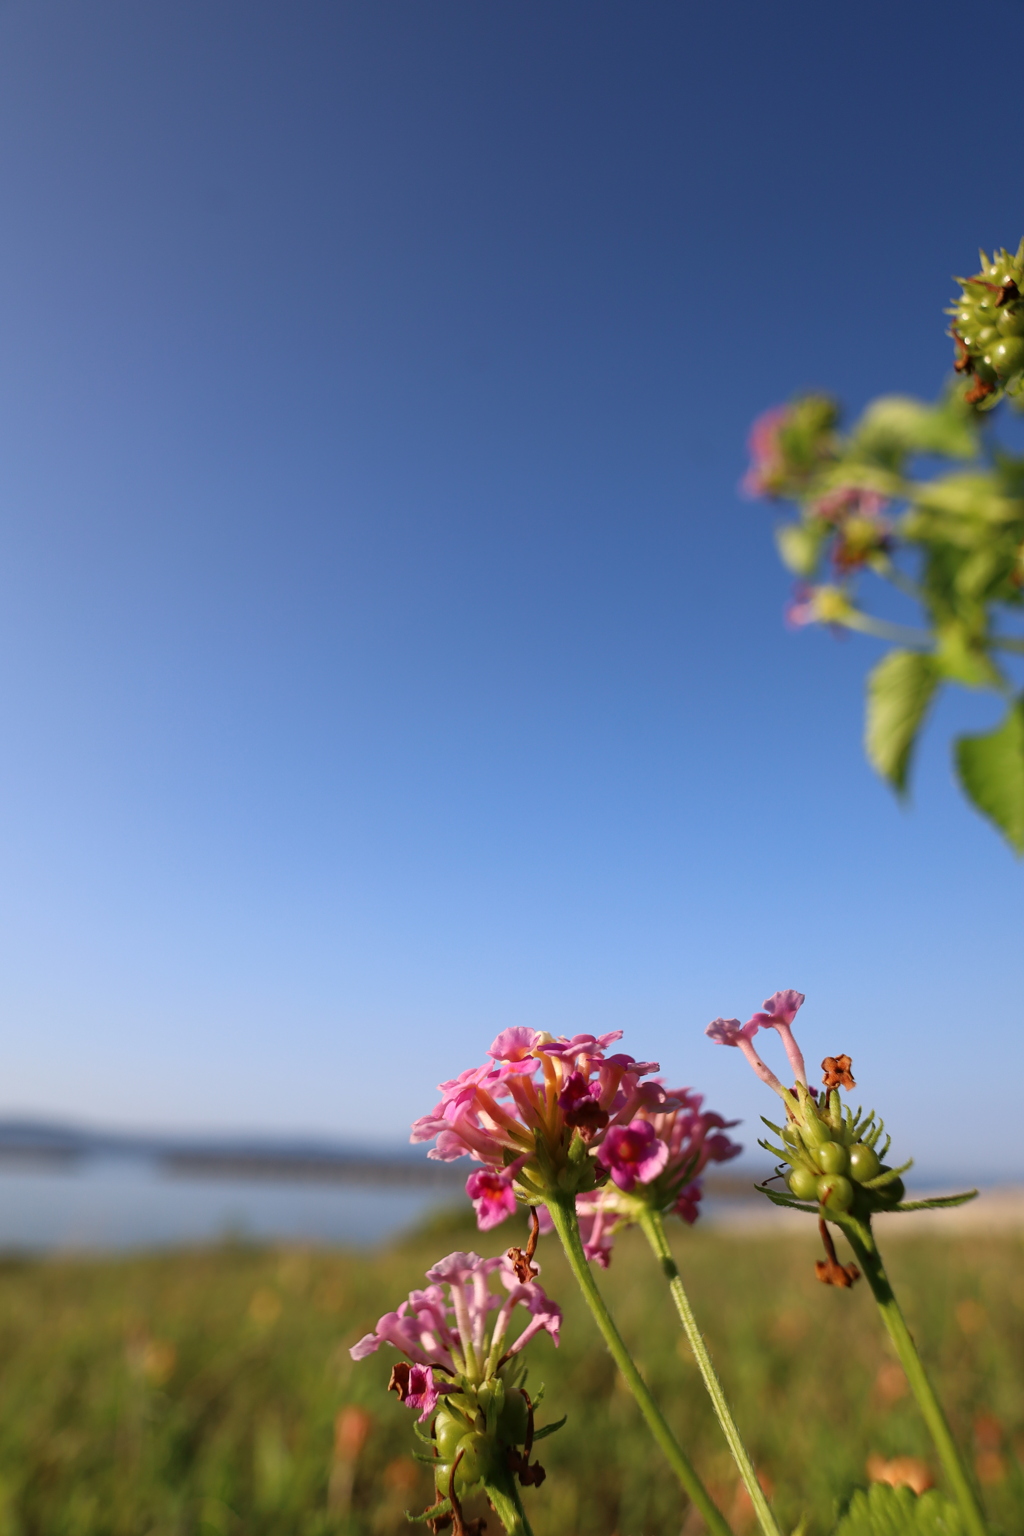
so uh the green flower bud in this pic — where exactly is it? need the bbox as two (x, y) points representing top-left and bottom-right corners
(816, 1174), (854, 1212)
(817, 1141), (849, 1175)
(434, 1460), (454, 1496)
(848, 1143), (881, 1183)
(787, 1165), (818, 1201)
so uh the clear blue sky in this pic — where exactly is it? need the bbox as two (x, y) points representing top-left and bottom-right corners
(0, 0), (1019, 1177)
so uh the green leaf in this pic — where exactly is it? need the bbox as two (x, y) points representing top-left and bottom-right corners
(893, 1190), (978, 1212)
(865, 651), (939, 794)
(531, 1415), (567, 1441)
(854, 393), (979, 465)
(934, 624), (1000, 689)
(955, 699), (1024, 853)
(831, 1483), (966, 1535)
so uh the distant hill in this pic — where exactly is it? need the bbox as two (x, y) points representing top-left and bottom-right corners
(0, 1116), (464, 1186)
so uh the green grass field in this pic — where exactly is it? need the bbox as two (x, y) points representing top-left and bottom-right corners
(0, 1206), (1019, 1536)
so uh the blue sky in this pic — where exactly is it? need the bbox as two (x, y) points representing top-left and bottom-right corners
(0, 0), (1020, 1177)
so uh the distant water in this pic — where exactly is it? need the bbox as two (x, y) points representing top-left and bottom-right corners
(0, 1155), (449, 1252)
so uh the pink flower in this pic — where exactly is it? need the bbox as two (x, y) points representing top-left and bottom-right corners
(745, 990), (805, 1032)
(636, 1088), (741, 1200)
(741, 406), (789, 498)
(393, 1362), (440, 1420)
(705, 1016), (748, 1046)
(785, 583), (818, 628)
(744, 989), (808, 1086)
(350, 1250), (560, 1399)
(465, 1159), (526, 1230)
(674, 1182), (703, 1225)
(706, 989), (809, 1094)
(597, 1120), (670, 1192)
(411, 1031), (668, 1218)
(811, 486), (886, 524)
(488, 1028), (542, 1062)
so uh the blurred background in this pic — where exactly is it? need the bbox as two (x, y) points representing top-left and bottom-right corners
(0, 0), (1020, 1247)
(0, 7), (1023, 1535)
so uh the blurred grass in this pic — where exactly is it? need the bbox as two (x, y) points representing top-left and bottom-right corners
(0, 1208), (1019, 1535)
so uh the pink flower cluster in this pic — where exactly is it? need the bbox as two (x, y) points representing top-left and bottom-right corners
(741, 406), (790, 498)
(536, 1086), (742, 1265)
(350, 1250), (562, 1419)
(411, 1028), (669, 1225)
(810, 486), (887, 525)
(706, 989), (807, 1097)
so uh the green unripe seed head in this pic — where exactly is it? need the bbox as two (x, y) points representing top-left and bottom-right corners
(497, 1390), (529, 1447)
(788, 1165), (818, 1201)
(453, 1431), (492, 1490)
(998, 306), (1024, 337)
(848, 1143), (881, 1183)
(817, 1141), (849, 1175)
(816, 1174), (854, 1212)
(988, 336), (1024, 377)
(871, 1170), (905, 1206)
(802, 1115), (833, 1147)
(434, 1410), (470, 1462)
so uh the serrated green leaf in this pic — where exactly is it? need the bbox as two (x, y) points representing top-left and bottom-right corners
(955, 699), (1024, 853)
(853, 394), (979, 464)
(894, 1190), (978, 1212)
(865, 651), (939, 794)
(831, 1483), (965, 1535)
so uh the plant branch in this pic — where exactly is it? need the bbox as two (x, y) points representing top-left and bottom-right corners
(839, 1219), (990, 1536)
(484, 1472), (535, 1536)
(638, 1209), (784, 1536)
(840, 611), (933, 647)
(545, 1196), (733, 1536)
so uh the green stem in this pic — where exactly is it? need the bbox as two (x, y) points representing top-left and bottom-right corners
(639, 1209), (784, 1536)
(840, 611), (933, 647)
(545, 1195), (733, 1536)
(483, 1472), (535, 1536)
(841, 1219), (990, 1536)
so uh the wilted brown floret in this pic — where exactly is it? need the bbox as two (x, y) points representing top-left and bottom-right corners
(821, 1054), (856, 1091)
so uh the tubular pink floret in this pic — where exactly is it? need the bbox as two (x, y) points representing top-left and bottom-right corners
(743, 989), (808, 1085)
(410, 1030), (661, 1205)
(597, 1120), (670, 1192)
(350, 1251), (560, 1413)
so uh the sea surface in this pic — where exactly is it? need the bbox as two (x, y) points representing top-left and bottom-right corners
(0, 1155), (447, 1252)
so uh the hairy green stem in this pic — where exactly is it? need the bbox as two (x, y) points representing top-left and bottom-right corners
(841, 1220), (990, 1536)
(484, 1472), (535, 1536)
(545, 1196), (733, 1536)
(639, 1209), (784, 1536)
